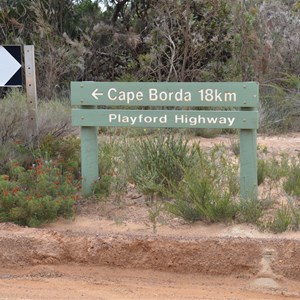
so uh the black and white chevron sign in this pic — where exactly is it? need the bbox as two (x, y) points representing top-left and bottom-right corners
(0, 45), (22, 87)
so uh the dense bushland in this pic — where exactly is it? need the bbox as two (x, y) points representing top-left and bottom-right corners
(0, 0), (299, 132)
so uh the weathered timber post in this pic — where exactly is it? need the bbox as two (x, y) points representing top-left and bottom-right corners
(24, 45), (38, 147)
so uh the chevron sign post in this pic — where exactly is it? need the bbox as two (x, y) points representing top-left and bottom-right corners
(0, 45), (22, 87)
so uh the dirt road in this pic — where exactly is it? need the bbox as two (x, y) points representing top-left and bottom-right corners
(1, 265), (300, 300)
(1, 219), (300, 299)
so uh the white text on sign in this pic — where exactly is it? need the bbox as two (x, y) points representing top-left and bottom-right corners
(103, 88), (237, 104)
(108, 113), (235, 127)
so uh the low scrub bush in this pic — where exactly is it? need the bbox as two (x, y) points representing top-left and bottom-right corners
(128, 133), (197, 197)
(0, 90), (75, 148)
(254, 154), (291, 194)
(0, 147), (29, 180)
(37, 99), (75, 140)
(287, 198), (300, 230)
(264, 154), (290, 182)
(166, 145), (238, 223)
(257, 159), (266, 186)
(0, 135), (81, 180)
(283, 157), (300, 197)
(237, 198), (263, 224)
(260, 75), (300, 133)
(93, 136), (128, 200)
(187, 128), (222, 138)
(38, 135), (81, 177)
(0, 158), (79, 227)
(167, 175), (237, 223)
(0, 89), (80, 180)
(0, 90), (28, 145)
(268, 206), (292, 233)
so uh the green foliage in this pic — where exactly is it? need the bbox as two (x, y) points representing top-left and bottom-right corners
(268, 206), (292, 233)
(264, 154), (290, 182)
(93, 136), (128, 200)
(73, 0), (102, 35)
(136, 0), (234, 82)
(0, 91), (75, 149)
(38, 135), (81, 177)
(257, 159), (266, 186)
(0, 158), (79, 227)
(128, 133), (197, 197)
(0, 100), (81, 227)
(229, 1), (260, 81)
(207, 145), (240, 196)
(260, 74), (300, 133)
(0, 90), (28, 145)
(147, 198), (164, 234)
(229, 135), (240, 156)
(188, 128), (223, 139)
(167, 175), (237, 223)
(0, 0), (79, 41)
(0, 91), (79, 190)
(166, 145), (238, 223)
(92, 175), (113, 198)
(288, 197), (300, 230)
(283, 157), (300, 197)
(1, 0), (299, 119)
(1, 0), (299, 229)
(237, 198), (263, 224)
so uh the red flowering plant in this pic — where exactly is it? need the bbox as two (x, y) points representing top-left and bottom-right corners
(0, 158), (80, 227)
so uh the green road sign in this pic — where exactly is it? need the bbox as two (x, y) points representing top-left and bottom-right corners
(72, 109), (258, 129)
(71, 81), (258, 108)
(71, 81), (259, 200)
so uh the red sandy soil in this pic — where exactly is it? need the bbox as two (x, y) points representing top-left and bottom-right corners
(0, 133), (300, 299)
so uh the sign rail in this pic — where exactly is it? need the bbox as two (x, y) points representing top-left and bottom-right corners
(72, 109), (258, 129)
(71, 82), (258, 107)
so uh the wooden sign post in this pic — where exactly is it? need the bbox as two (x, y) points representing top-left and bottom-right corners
(24, 45), (38, 147)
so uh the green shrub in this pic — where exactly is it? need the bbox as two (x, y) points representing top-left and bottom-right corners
(0, 158), (79, 227)
(205, 145), (240, 196)
(92, 175), (113, 198)
(37, 99), (75, 139)
(0, 91), (75, 147)
(237, 198), (263, 224)
(166, 146), (238, 223)
(269, 206), (292, 233)
(229, 136), (240, 156)
(128, 133), (197, 197)
(283, 158), (300, 197)
(0, 91), (78, 179)
(94, 136), (128, 199)
(167, 173), (237, 223)
(188, 128), (222, 138)
(288, 198), (300, 230)
(260, 75), (300, 133)
(38, 135), (81, 176)
(0, 90), (28, 145)
(264, 154), (290, 182)
(257, 159), (266, 186)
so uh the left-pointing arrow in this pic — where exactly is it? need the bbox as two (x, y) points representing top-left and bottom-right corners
(91, 88), (104, 100)
(0, 46), (22, 86)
